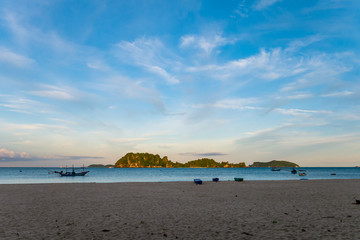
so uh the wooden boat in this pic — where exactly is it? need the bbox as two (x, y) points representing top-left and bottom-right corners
(234, 177), (244, 182)
(271, 167), (281, 171)
(194, 179), (203, 184)
(55, 165), (89, 177)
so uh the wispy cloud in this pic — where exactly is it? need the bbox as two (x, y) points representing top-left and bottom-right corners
(303, 0), (360, 13)
(212, 98), (260, 110)
(286, 93), (313, 100)
(180, 34), (237, 55)
(285, 35), (325, 52)
(232, 1), (249, 18)
(275, 108), (332, 117)
(2, 10), (76, 54)
(179, 152), (228, 157)
(254, 0), (282, 10)
(31, 85), (74, 100)
(109, 138), (149, 143)
(0, 148), (103, 162)
(4, 123), (68, 131)
(96, 75), (166, 112)
(115, 38), (180, 84)
(0, 96), (50, 114)
(190, 98), (261, 118)
(0, 46), (34, 67)
(321, 91), (354, 97)
(86, 60), (111, 71)
(187, 48), (299, 81)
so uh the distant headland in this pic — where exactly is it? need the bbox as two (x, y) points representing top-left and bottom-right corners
(249, 160), (299, 168)
(88, 164), (115, 168)
(88, 153), (299, 168)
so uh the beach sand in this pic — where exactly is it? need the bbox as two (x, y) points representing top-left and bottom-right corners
(1, 179), (360, 239)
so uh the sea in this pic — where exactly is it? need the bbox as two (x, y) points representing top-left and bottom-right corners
(0, 167), (360, 184)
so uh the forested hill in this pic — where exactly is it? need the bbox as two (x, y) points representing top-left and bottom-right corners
(114, 152), (246, 168)
(183, 158), (246, 168)
(250, 160), (299, 167)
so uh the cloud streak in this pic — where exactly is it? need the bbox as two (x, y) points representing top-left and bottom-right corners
(179, 152), (228, 157)
(254, 0), (282, 10)
(0, 148), (104, 162)
(0, 46), (34, 67)
(115, 38), (180, 84)
(180, 34), (237, 55)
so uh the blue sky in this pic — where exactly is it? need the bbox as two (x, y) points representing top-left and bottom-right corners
(0, 0), (359, 167)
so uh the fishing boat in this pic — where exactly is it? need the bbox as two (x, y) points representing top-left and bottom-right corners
(271, 167), (281, 171)
(298, 170), (307, 176)
(55, 165), (89, 177)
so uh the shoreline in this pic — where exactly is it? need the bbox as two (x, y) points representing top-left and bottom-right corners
(1, 177), (360, 185)
(0, 177), (359, 185)
(2, 179), (360, 239)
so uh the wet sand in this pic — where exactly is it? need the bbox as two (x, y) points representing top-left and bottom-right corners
(1, 179), (360, 239)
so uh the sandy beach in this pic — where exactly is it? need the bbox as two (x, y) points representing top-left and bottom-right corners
(1, 179), (360, 239)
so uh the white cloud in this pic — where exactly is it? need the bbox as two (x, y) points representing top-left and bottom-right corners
(254, 0), (282, 10)
(188, 48), (299, 81)
(95, 75), (166, 112)
(0, 148), (16, 158)
(285, 35), (325, 52)
(110, 138), (149, 143)
(321, 91), (354, 97)
(192, 98), (260, 111)
(275, 108), (332, 117)
(20, 152), (31, 158)
(31, 85), (74, 100)
(180, 34), (236, 54)
(232, 1), (249, 18)
(213, 98), (260, 110)
(5, 123), (68, 131)
(0, 148), (34, 161)
(147, 65), (179, 84)
(0, 96), (50, 114)
(0, 46), (34, 67)
(2, 10), (76, 55)
(287, 93), (313, 99)
(115, 38), (180, 84)
(87, 61), (111, 71)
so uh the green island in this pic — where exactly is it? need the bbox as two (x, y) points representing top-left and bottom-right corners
(250, 160), (299, 168)
(88, 164), (115, 168)
(114, 152), (246, 168)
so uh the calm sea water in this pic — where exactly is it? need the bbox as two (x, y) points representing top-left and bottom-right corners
(0, 167), (360, 184)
